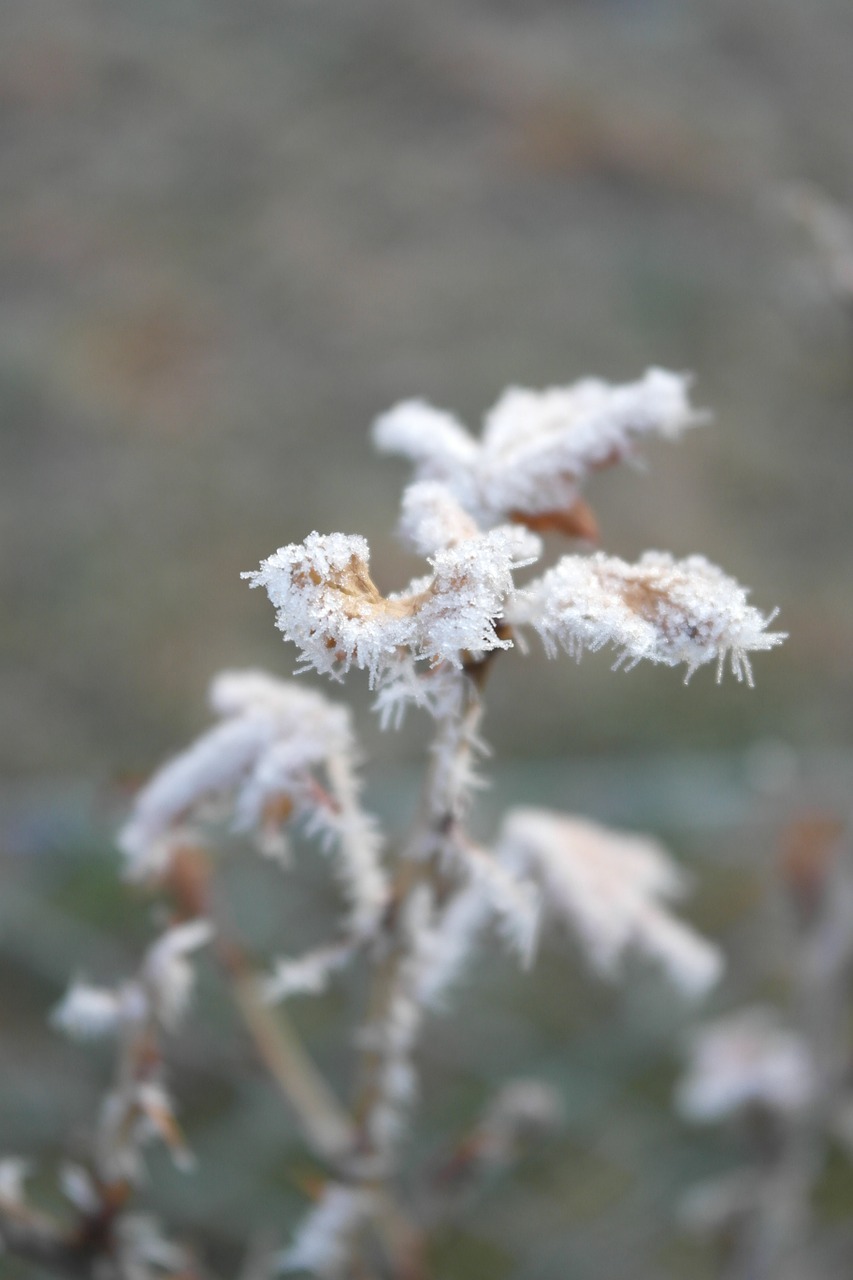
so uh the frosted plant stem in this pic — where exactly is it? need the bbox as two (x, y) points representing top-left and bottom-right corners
(344, 660), (492, 1275)
(324, 748), (386, 933)
(353, 673), (482, 1122)
(421, 677), (485, 860)
(217, 939), (356, 1165)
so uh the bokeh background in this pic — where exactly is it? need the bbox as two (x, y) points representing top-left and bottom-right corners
(3, 1), (853, 1277)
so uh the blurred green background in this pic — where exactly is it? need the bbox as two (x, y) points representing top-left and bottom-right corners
(3, 1), (853, 1276)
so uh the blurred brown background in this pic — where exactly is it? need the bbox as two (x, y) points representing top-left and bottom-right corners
(3, 2), (853, 1277)
(3, 0), (853, 780)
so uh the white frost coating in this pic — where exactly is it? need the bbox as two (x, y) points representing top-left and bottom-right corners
(50, 982), (126, 1041)
(142, 920), (213, 1029)
(463, 846), (540, 966)
(49, 936), (206, 1189)
(399, 480), (542, 564)
(419, 529), (531, 658)
(437, 840), (540, 969)
(399, 480), (481, 554)
(416, 884), (492, 1010)
(51, 935), (208, 1187)
(374, 369), (700, 528)
(676, 1007), (815, 1122)
(97, 1080), (193, 1185)
(119, 717), (273, 873)
(245, 527), (535, 687)
(0, 1158), (30, 1208)
(477, 1080), (565, 1163)
(119, 669), (386, 933)
(511, 550), (785, 684)
(59, 1164), (101, 1215)
(245, 533), (407, 683)
(362, 887), (432, 1154)
(263, 943), (353, 1004)
(373, 654), (467, 732)
(416, 847), (539, 1012)
(373, 400), (481, 506)
(279, 1183), (374, 1277)
(120, 670), (351, 873)
(322, 751), (387, 933)
(207, 669), (343, 721)
(497, 809), (722, 997)
(52, 924), (211, 1049)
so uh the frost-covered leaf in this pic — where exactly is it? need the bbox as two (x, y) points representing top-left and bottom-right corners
(512, 550), (785, 684)
(245, 527), (534, 685)
(498, 809), (722, 996)
(375, 368), (700, 531)
(676, 1007), (815, 1121)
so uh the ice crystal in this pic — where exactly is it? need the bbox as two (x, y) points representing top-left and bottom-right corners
(51, 981), (126, 1040)
(262, 943), (353, 1004)
(374, 368), (699, 527)
(361, 888), (433, 1155)
(460, 843), (540, 965)
(245, 526), (535, 687)
(141, 920), (213, 1029)
(498, 809), (722, 996)
(120, 670), (351, 872)
(416, 883), (491, 1010)
(399, 480), (481, 554)
(398, 480), (543, 564)
(414, 846), (539, 1012)
(676, 1007), (815, 1121)
(52, 923), (211, 1058)
(512, 550), (785, 684)
(119, 669), (385, 932)
(279, 1183), (374, 1277)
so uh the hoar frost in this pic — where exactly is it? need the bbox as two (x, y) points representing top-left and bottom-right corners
(374, 367), (701, 528)
(231, 371), (782, 1266)
(119, 668), (386, 934)
(677, 1007), (815, 1121)
(244, 526), (537, 686)
(248, 373), (782, 699)
(279, 1184), (375, 1278)
(497, 809), (722, 996)
(4, 369), (785, 1280)
(512, 550), (785, 684)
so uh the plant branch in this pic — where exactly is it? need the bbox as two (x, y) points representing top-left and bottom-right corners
(217, 939), (356, 1165)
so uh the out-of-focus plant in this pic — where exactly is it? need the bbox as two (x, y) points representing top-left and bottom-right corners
(676, 817), (853, 1280)
(782, 185), (853, 316)
(0, 371), (785, 1278)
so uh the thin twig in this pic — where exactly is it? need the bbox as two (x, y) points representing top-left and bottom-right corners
(217, 939), (356, 1165)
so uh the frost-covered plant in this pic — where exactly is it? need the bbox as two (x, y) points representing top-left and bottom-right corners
(0, 369), (785, 1279)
